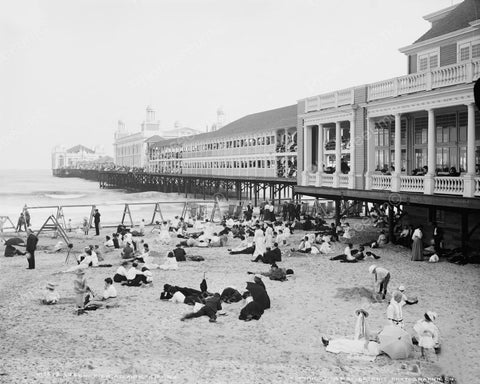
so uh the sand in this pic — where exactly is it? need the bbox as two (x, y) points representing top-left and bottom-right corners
(0, 220), (479, 384)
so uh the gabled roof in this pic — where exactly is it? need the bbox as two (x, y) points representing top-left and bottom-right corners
(414, 0), (480, 43)
(148, 104), (297, 147)
(145, 135), (165, 143)
(67, 144), (95, 154)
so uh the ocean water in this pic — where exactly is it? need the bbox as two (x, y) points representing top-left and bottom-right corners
(0, 169), (220, 230)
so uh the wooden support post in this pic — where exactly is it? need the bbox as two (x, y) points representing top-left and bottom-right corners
(388, 204), (395, 244)
(335, 199), (341, 226)
(461, 210), (469, 254)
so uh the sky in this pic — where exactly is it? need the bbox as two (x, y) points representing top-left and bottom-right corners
(0, 0), (462, 169)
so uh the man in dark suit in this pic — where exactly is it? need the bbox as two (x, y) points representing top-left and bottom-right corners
(26, 227), (38, 269)
(93, 209), (101, 236)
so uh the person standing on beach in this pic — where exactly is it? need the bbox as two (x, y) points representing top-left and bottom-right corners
(26, 227), (38, 269)
(369, 265), (390, 300)
(16, 212), (27, 232)
(24, 206), (31, 227)
(411, 225), (424, 261)
(93, 209), (101, 236)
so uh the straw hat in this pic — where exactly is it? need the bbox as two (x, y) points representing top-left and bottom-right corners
(398, 285), (406, 292)
(46, 282), (58, 290)
(426, 311), (437, 322)
(355, 309), (369, 318)
(368, 265), (377, 274)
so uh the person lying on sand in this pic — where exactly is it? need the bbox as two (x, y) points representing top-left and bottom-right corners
(220, 287), (243, 303)
(330, 243), (358, 263)
(181, 293), (222, 323)
(229, 240), (255, 255)
(322, 309), (381, 357)
(121, 262), (150, 286)
(247, 263), (294, 281)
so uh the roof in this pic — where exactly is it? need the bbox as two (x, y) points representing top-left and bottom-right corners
(66, 145), (95, 154)
(148, 104), (297, 147)
(414, 0), (480, 43)
(145, 135), (165, 143)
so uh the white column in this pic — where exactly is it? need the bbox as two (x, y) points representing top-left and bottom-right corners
(391, 113), (402, 192)
(365, 117), (376, 190)
(424, 109), (435, 195)
(302, 125), (312, 185)
(348, 117), (355, 189)
(463, 103), (476, 197)
(316, 124), (324, 187)
(333, 121), (341, 187)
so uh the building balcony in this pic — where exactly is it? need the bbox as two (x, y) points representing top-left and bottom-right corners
(369, 173), (480, 197)
(367, 59), (480, 101)
(302, 171), (480, 198)
(304, 87), (355, 113)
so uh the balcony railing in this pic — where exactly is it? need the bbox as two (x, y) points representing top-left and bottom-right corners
(434, 176), (464, 195)
(400, 175), (424, 193)
(322, 174), (334, 187)
(371, 174), (392, 190)
(368, 60), (479, 101)
(475, 178), (480, 197)
(305, 88), (355, 112)
(339, 174), (349, 187)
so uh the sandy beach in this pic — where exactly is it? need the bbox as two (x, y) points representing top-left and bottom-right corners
(0, 220), (479, 384)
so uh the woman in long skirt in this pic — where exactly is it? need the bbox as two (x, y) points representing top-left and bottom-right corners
(411, 225), (424, 261)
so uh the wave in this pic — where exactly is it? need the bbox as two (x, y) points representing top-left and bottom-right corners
(44, 193), (86, 199)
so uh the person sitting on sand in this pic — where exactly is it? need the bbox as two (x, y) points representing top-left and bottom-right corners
(181, 293), (222, 323)
(173, 244), (187, 262)
(413, 311), (440, 360)
(229, 239), (255, 255)
(42, 282), (60, 305)
(386, 291), (404, 328)
(112, 233), (120, 249)
(220, 287), (243, 303)
(104, 235), (114, 248)
(396, 285), (418, 306)
(122, 262), (148, 286)
(369, 264), (390, 300)
(159, 251), (179, 270)
(113, 261), (129, 283)
(141, 266), (153, 284)
(330, 243), (358, 263)
(361, 230), (387, 249)
(291, 236), (312, 254)
(121, 242), (134, 260)
(251, 243), (281, 264)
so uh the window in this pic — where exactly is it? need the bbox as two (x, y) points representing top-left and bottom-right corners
(374, 118), (407, 172)
(418, 50), (439, 71)
(458, 40), (480, 62)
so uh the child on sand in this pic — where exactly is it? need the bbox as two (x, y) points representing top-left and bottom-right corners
(413, 311), (440, 360)
(73, 268), (88, 314)
(42, 282), (60, 305)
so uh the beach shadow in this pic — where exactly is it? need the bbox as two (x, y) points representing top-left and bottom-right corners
(334, 287), (378, 303)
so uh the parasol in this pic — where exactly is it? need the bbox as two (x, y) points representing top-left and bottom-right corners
(378, 325), (413, 359)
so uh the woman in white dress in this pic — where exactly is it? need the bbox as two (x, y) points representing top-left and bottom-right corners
(159, 251), (178, 270)
(264, 225), (274, 249)
(158, 221), (171, 245)
(252, 226), (266, 259)
(413, 311), (440, 359)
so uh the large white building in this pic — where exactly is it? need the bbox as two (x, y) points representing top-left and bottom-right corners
(113, 106), (202, 168)
(51, 144), (106, 170)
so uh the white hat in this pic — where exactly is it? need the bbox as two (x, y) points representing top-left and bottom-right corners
(398, 285), (405, 292)
(426, 311), (437, 322)
(369, 265), (377, 274)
